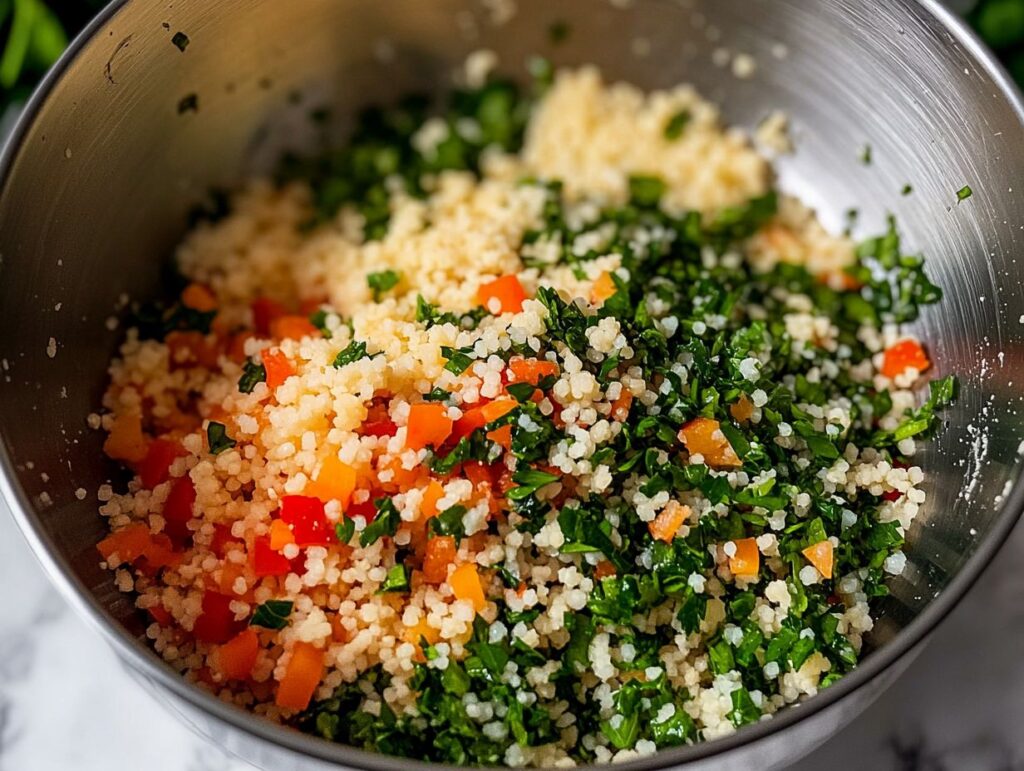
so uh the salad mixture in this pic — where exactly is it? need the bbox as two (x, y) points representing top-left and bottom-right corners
(92, 60), (953, 766)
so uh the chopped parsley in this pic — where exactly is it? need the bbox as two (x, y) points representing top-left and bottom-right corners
(957, 184), (973, 201)
(206, 422), (236, 454)
(237, 359), (266, 393)
(367, 269), (401, 301)
(332, 340), (374, 368)
(359, 498), (400, 547)
(440, 346), (475, 375)
(250, 600), (293, 630)
(663, 109), (692, 140)
(378, 564), (410, 593)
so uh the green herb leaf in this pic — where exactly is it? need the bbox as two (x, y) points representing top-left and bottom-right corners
(378, 564), (410, 593)
(440, 346), (474, 375)
(250, 599), (293, 629)
(207, 421), (236, 454)
(359, 498), (401, 546)
(238, 359), (267, 393)
(367, 269), (401, 301)
(333, 340), (374, 367)
(335, 517), (355, 544)
(664, 109), (692, 140)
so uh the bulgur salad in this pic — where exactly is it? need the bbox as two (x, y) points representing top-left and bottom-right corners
(92, 60), (955, 766)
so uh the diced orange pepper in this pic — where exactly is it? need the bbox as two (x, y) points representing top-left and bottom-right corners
(454, 398), (518, 444)
(480, 398), (517, 423)
(97, 523), (156, 564)
(423, 535), (457, 584)
(881, 339), (930, 379)
(379, 455), (428, 493)
(508, 357), (559, 385)
(103, 413), (149, 464)
(817, 270), (863, 292)
(801, 540), (834, 579)
(477, 275), (527, 315)
(648, 502), (690, 543)
(304, 456), (356, 507)
(421, 479), (445, 519)
(591, 271), (618, 305)
(610, 390), (632, 422)
(730, 395), (754, 423)
(270, 315), (320, 341)
(486, 423), (513, 449)
(451, 407), (489, 445)
(449, 563), (486, 612)
(269, 519), (296, 550)
(217, 560), (248, 597)
(330, 613), (351, 644)
(212, 628), (260, 681)
(728, 538), (760, 578)
(275, 642), (324, 711)
(679, 417), (741, 469)
(261, 348), (295, 390)
(593, 560), (617, 580)
(406, 403), (453, 450)
(181, 283), (218, 312)
(403, 617), (440, 647)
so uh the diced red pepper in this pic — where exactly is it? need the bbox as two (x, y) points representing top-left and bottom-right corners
(163, 476), (197, 543)
(193, 591), (240, 644)
(279, 495), (334, 546)
(138, 439), (187, 489)
(210, 523), (237, 557)
(347, 498), (377, 522)
(147, 604), (173, 626)
(252, 536), (291, 577)
(252, 297), (286, 336)
(361, 419), (398, 438)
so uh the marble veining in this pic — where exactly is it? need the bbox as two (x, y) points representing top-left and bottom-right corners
(0, 494), (1022, 770)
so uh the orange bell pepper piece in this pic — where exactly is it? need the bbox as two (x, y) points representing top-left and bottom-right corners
(449, 563), (486, 612)
(406, 403), (453, 450)
(728, 538), (760, 578)
(679, 417), (741, 469)
(881, 339), (930, 379)
(275, 642), (324, 711)
(477, 275), (527, 315)
(802, 540), (834, 579)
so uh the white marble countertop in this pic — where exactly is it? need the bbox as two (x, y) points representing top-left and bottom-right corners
(1, 492), (1022, 771)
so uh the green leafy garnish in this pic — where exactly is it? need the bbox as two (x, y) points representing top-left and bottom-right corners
(250, 600), (293, 630)
(207, 422), (236, 454)
(367, 269), (401, 301)
(238, 359), (266, 393)
(359, 498), (400, 546)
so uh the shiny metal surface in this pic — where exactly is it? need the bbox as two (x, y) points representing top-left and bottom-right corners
(0, 1), (1023, 769)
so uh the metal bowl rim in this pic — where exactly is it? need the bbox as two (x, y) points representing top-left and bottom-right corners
(1, 1), (1022, 768)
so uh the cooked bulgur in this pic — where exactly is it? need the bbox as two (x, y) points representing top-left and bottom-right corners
(92, 62), (953, 766)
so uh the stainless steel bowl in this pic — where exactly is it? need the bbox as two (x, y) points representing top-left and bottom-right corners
(2, 1), (1023, 769)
